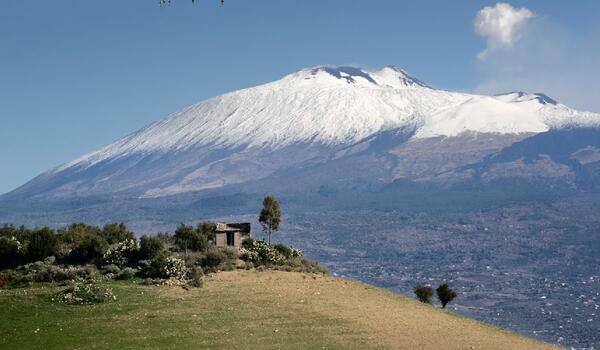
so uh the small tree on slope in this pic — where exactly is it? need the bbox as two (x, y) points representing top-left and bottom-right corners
(414, 285), (434, 304)
(436, 283), (457, 309)
(259, 195), (281, 245)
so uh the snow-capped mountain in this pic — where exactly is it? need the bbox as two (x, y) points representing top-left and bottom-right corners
(51, 65), (599, 172)
(2, 65), (600, 224)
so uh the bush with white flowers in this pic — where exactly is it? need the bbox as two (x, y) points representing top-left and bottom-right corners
(0, 236), (24, 267)
(290, 247), (302, 259)
(10, 237), (23, 252)
(240, 239), (286, 265)
(55, 278), (116, 304)
(103, 239), (139, 267)
(161, 256), (186, 279)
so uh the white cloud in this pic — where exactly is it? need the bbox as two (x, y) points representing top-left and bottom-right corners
(473, 16), (600, 113)
(474, 3), (534, 60)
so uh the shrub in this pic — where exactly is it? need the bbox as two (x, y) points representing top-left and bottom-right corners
(137, 259), (156, 278)
(187, 266), (204, 288)
(116, 267), (138, 280)
(69, 234), (108, 264)
(0, 236), (23, 269)
(297, 258), (328, 274)
(137, 253), (187, 279)
(200, 248), (226, 268)
(240, 240), (304, 268)
(11, 225), (32, 243)
(57, 223), (101, 248)
(272, 243), (292, 259)
(55, 278), (115, 304)
(220, 247), (239, 261)
(291, 248), (302, 258)
(139, 235), (165, 260)
(27, 227), (58, 261)
(196, 222), (216, 242)
(239, 248), (259, 264)
(17, 260), (44, 273)
(436, 283), (457, 308)
(161, 256), (186, 279)
(203, 265), (218, 274)
(241, 237), (255, 249)
(174, 224), (208, 252)
(100, 264), (121, 275)
(414, 285), (434, 304)
(24, 264), (96, 283)
(271, 244), (302, 260)
(103, 239), (139, 267)
(180, 251), (204, 267)
(101, 223), (134, 245)
(0, 224), (16, 238)
(0, 275), (8, 288)
(239, 239), (286, 266)
(221, 262), (236, 271)
(285, 257), (303, 268)
(0, 270), (22, 288)
(155, 232), (172, 244)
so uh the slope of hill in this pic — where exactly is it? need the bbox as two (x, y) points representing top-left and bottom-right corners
(0, 270), (554, 350)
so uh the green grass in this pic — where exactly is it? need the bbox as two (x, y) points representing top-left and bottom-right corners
(0, 279), (371, 350)
(0, 271), (554, 350)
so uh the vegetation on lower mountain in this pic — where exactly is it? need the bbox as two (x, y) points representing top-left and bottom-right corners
(414, 283), (458, 308)
(0, 195), (324, 298)
(0, 219), (325, 300)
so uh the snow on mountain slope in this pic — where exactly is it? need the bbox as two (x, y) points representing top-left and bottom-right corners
(493, 91), (600, 129)
(54, 65), (599, 175)
(414, 96), (549, 138)
(494, 91), (559, 105)
(52, 66), (456, 174)
(8, 65), (600, 200)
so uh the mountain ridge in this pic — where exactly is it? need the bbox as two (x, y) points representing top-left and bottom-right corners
(45, 65), (600, 176)
(2, 65), (600, 204)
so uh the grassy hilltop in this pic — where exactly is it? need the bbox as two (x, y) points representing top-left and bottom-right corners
(1, 270), (555, 350)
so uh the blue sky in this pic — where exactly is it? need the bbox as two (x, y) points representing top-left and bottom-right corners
(1, 0), (599, 194)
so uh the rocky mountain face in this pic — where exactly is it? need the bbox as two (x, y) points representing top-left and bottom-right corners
(1, 66), (600, 225)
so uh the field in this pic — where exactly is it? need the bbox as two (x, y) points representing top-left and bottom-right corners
(0, 270), (555, 350)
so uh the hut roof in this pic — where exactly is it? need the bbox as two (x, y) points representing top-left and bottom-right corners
(215, 222), (251, 234)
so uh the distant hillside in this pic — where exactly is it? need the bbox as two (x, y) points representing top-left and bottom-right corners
(0, 270), (554, 350)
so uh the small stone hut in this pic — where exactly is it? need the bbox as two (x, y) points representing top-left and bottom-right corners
(214, 222), (251, 249)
